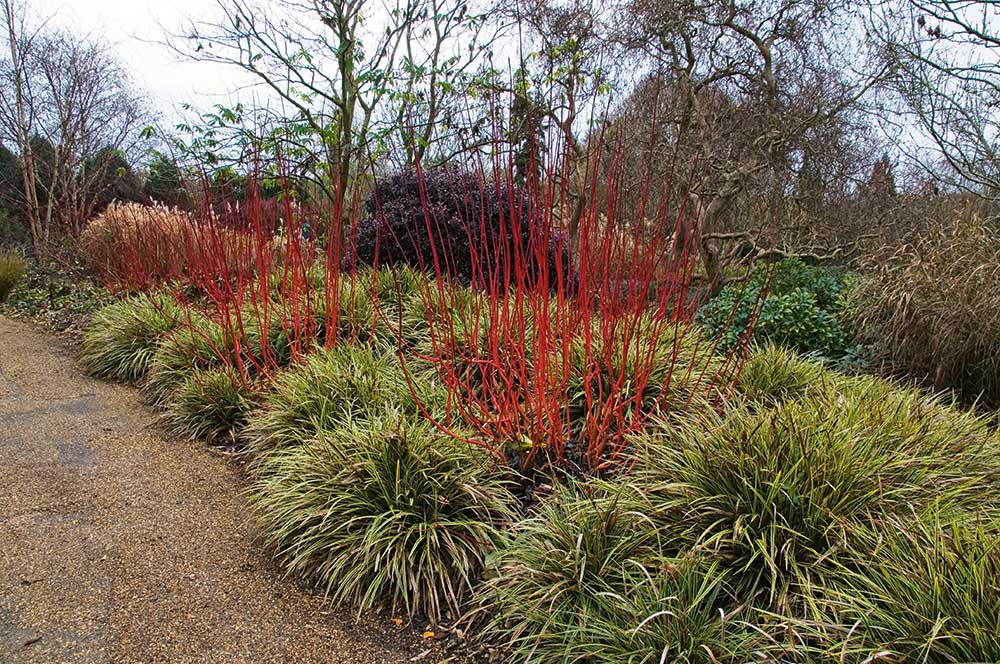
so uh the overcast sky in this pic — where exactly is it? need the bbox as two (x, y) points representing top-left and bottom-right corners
(33, 0), (251, 121)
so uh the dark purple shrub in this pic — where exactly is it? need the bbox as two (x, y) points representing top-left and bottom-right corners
(353, 169), (572, 292)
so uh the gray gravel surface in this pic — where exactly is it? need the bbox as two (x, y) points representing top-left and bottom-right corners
(0, 316), (460, 664)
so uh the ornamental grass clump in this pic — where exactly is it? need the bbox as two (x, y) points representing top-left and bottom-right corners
(481, 484), (771, 663)
(632, 375), (1000, 609)
(162, 367), (260, 445)
(733, 343), (838, 407)
(809, 515), (1000, 662)
(243, 344), (447, 460)
(80, 293), (186, 382)
(330, 271), (391, 345)
(365, 263), (428, 310)
(570, 557), (771, 664)
(80, 200), (292, 295)
(480, 484), (656, 657)
(264, 268), (398, 361)
(397, 276), (471, 347)
(79, 202), (194, 292)
(250, 413), (514, 624)
(143, 315), (231, 405)
(482, 352), (1000, 661)
(848, 210), (1000, 406)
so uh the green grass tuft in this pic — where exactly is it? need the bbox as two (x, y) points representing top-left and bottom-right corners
(250, 412), (513, 624)
(573, 557), (772, 663)
(243, 343), (448, 460)
(632, 375), (1000, 608)
(482, 483), (773, 662)
(734, 343), (837, 407)
(264, 269), (403, 356)
(80, 293), (186, 382)
(0, 252), (26, 303)
(482, 484), (661, 660)
(143, 314), (230, 405)
(162, 367), (259, 445)
(804, 513), (1000, 662)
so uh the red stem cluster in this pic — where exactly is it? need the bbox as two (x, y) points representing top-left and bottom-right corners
(84, 137), (753, 472)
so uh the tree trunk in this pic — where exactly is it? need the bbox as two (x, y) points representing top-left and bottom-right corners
(685, 193), (726, 296)
(4, 0), (45, 257)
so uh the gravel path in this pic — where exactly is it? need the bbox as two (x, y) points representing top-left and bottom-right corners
(0, 316), (450, 663)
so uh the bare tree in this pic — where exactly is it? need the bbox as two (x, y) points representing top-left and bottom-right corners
(498, 0), (890, 280)
(33, 32), (147, 235)
(0, 0), (149, 255)
(1, 0), (44, 252)
(493, 0), (618, 253)
(172, 0), (502, 222)
(877, 0), (1000, 198)
(612, 0), (890, 290)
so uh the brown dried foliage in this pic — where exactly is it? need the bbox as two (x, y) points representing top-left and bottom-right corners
(848, 206), (1000, 406)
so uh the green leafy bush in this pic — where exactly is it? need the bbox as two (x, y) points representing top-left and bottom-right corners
(698, 258), (854, 360)
(162, 368), (259, 445)
(250, 413), (513, 624)
(0, 251), (26, 302)
(847, 213), (1000, 406)
(80, 293), (186, 382)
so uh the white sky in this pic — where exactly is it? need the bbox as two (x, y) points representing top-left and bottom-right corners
(25, 0), (998, 182)
(32, 0), (252, 121)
